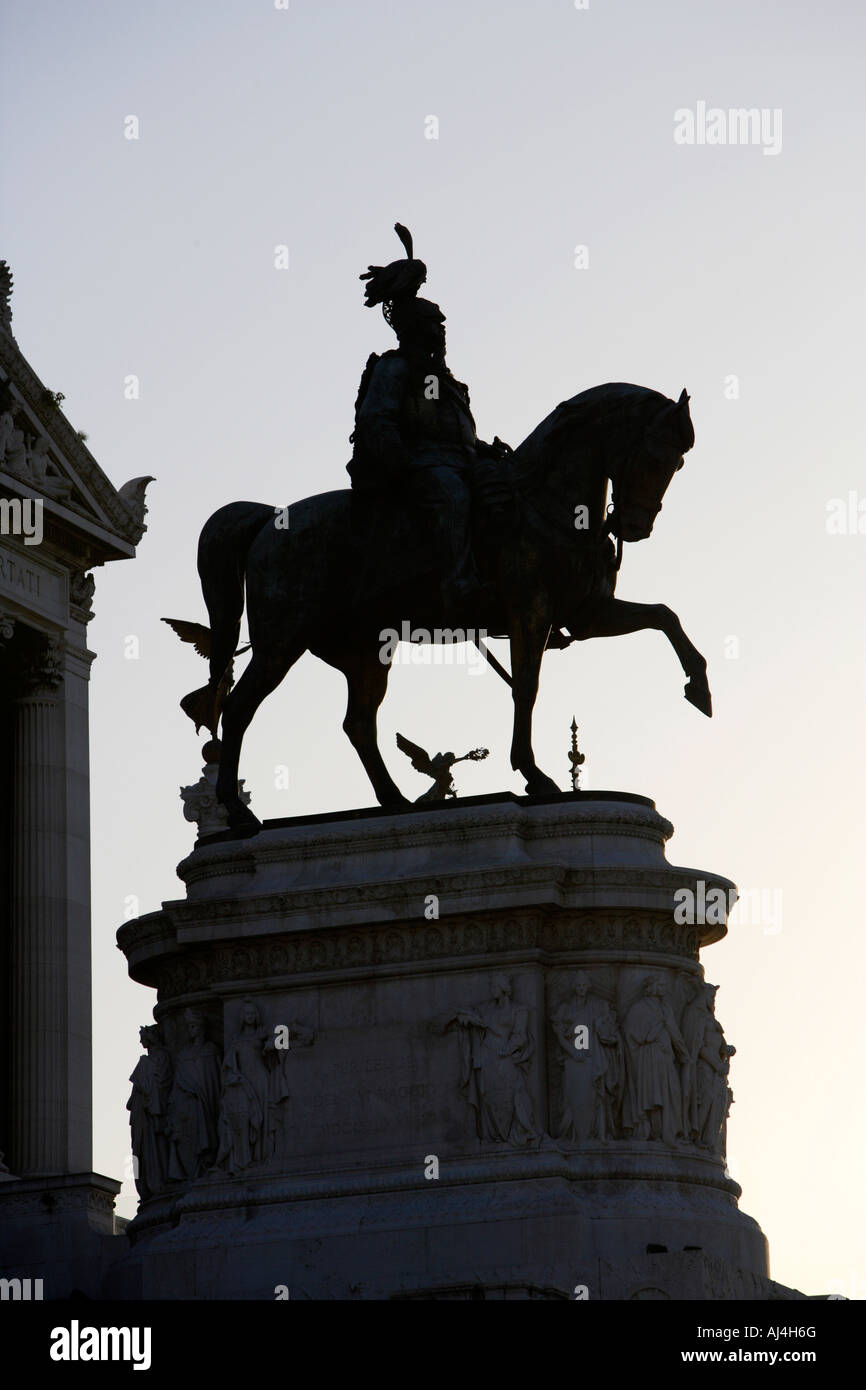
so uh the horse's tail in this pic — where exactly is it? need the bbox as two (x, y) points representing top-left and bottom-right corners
(179, 501), (275, 736)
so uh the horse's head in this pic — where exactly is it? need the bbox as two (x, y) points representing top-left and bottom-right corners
(607, 389), (695, 543)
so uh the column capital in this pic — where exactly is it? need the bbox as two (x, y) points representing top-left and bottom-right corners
(16, 633), (65, 698)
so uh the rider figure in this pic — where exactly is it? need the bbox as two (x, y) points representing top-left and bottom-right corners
(348, 224), (510, 611)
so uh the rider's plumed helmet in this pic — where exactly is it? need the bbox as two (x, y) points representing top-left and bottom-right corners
(360, 223), (433, 332)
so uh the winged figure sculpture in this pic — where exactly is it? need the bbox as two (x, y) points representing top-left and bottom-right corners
(395, 732), (489, 803)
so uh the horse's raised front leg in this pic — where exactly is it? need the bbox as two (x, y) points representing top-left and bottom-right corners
(313, 639), (410, 809)
(510, 618), (561, 796)
(572, 598), (712, 716)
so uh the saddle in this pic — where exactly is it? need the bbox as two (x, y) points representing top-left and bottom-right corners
(346, 451), (519, 608)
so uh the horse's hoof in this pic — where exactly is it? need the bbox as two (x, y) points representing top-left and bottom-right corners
(381, 794), (412, 811)
(226, 802), (262, 836)
(524, 772), (561, 798)
(684, 679), (713, 717)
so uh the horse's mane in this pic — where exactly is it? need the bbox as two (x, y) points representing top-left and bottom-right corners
(508, 382), (673, 493)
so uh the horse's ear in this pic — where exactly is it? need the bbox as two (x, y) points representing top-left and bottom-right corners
(676, 389), (695, 452)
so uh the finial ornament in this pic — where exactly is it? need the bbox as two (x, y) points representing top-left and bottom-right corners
(569, 717), (585, 791)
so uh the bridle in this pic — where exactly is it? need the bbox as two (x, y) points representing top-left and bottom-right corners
(514, 413), (680, 578)
(604, 446), (645, 574)
(604, 438), (679, 571)
(604, 506), (625, 572)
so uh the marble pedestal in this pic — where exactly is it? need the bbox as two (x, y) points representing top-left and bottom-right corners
(111, 793), (799, 1301)
(0, 1172), (123, 1299)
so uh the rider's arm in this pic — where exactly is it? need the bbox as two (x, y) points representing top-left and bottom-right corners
(354, 353), (411, 476)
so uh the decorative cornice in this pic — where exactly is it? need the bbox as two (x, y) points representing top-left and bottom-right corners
(182, 801), (677, 888)
(119, 908), (703, 993)
(126, 1142), (739, 1237)
(0, 261), (13, 338)
(146, 865), (731, 958)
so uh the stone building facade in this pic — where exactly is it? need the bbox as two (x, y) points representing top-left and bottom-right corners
(0, 261), (149, 1291)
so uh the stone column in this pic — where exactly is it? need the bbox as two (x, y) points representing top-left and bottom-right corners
(61, 613), (97, 1175)
(8, 637), (67, 1174)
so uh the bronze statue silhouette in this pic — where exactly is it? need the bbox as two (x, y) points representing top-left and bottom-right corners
(350, 223), (512, 611)
(396, 732), (489, 802)
(170, 227), (710, 832)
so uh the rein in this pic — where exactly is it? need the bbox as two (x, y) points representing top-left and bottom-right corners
(604, 516), (624, 572)
(516, 467), (625, 572)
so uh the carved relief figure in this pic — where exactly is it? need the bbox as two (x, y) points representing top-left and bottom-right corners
(216, 998), (290, 1174)
(695, 985), (735, 1155)
(26, 434), (72, 502)
(0, 401), (18, 464)
(0, 387), (70, 498)
(126, 1024), (172, 1200)
(0, 410), (29, 479)
(622, 977), (688, 1145)
(449, 974), (539, 1144)
(678, 973), (707, 1142)
(552, 972), (623, 1142)
(167, 1008), (222, 1180)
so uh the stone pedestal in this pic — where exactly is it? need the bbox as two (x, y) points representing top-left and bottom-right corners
(0, 1173), (123, 1298)
(111, 793), (799, 1300)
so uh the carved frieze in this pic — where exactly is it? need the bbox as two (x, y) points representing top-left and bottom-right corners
(126, 908), (701, 1000)
(546, 966), (733, 1156)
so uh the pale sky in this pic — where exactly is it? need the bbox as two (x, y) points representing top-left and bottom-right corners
(2, 0), (864, 1297)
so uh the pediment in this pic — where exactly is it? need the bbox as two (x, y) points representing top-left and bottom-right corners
(0, 325), (150, 551)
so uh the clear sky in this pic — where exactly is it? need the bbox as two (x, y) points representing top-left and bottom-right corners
(2, 0), (864, 1297)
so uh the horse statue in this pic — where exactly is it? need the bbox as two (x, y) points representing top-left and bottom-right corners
(172, 381), (710, 832)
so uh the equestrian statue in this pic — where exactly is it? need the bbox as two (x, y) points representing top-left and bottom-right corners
(166, 224), (711, 832)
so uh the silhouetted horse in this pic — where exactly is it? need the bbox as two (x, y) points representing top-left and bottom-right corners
(180, 383), (710, 830)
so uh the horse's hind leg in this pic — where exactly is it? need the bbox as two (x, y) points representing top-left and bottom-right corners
(314, 640), (409, 808)
(509, 617), (561, 797)
(216, 645), (303, 831)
